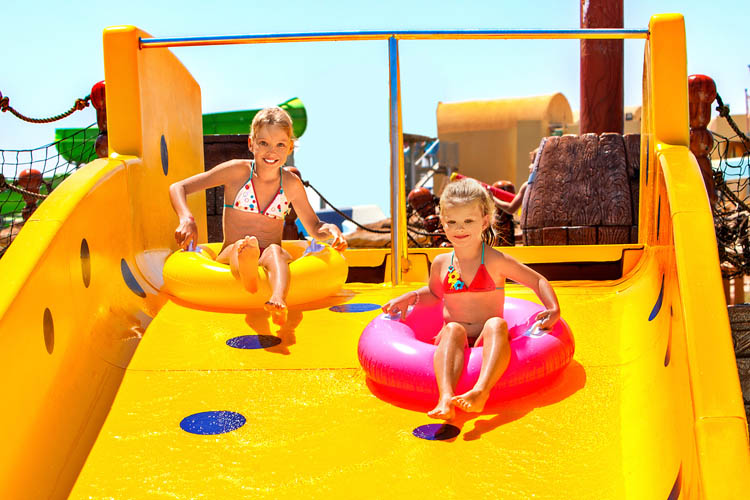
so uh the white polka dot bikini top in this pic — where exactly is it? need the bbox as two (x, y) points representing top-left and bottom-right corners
(224, 162), (291, 220)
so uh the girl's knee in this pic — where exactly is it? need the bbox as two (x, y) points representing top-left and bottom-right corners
(485, 317), (507, 332)
(215, 243), (237, 264)
(260, 244), (280, 261)
(265, 244), (290, 260)
(443, 322), (468, 341)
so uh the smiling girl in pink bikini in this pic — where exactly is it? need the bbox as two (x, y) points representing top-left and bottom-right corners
(382, 178), (560, 419)
(169, 107), (346, 323)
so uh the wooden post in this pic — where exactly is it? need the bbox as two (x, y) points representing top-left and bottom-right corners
(735, 277), (746, 305)
(580, 0), (623, 135)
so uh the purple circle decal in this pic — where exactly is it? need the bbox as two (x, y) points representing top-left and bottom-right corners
(412, 424), (460, 441)
(226, 335), (281, 349)
(180, 411), (246, 435)
(329, 303), (381, 313)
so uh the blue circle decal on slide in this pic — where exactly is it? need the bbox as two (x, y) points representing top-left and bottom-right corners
(120, 259), (146, 298)
(180, 411), (246, 435)
(412, 424), (460, 441)
(329, 303), (381, 313)
(226, 335), (281, 349)
(160, 135), (169, 175)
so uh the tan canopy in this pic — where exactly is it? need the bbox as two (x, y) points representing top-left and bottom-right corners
(437, 93), (573, 189)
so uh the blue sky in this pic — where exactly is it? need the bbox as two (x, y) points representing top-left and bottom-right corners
(2, 0), (748, 212)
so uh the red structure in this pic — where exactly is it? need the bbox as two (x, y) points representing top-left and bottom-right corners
(17, 169), (43, 221)
(91, 81), (108, 158)
(687, 74), (718, 207)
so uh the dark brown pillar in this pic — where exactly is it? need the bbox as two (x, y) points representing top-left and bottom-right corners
(688, 74), (717, 207)
(580, 0), (623, 134)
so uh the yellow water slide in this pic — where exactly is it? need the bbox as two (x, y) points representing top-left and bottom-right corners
(0, 15), (748, 500)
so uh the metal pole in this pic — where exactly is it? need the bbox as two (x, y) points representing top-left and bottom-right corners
(745, 88), (749, 134)
(388, 36), (407, 285)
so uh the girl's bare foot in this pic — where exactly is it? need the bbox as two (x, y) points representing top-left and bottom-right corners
(451, 389), (490, 413)
(427, 395), (455, 420)
(264, 297), (287, 325)
(237, 236), (260, 293)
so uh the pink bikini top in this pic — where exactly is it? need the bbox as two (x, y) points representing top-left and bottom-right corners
(225, 162), (291, 220)
(443, 243), (498, 294)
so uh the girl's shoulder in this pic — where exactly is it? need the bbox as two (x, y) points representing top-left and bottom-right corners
(428, 252), (450, 287)
(281, 167), (305, 195)
(485, 246), (527, 275)
(213, 159), (253, 179)
(281, 166), (302, 183)
(431, 252), (451, 273)
(433, 251), (451, 264)
(484, 244), (504, 259)
(483, 245), (513, 267)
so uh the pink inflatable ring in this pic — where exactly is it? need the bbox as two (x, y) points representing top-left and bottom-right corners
(358, 297), (574, 403)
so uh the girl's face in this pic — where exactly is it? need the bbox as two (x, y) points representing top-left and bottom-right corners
(249, 124), (294, 169)
(440, 201), (489, 248)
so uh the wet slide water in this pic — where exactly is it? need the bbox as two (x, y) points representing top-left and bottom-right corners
(1, 15), (748, 500)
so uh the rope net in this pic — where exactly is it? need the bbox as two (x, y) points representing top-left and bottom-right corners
(0, 123), (97, 257)
(711, 111), (750, 279)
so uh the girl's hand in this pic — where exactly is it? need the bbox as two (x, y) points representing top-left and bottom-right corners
(381, 292), (417, 321)
(535, 308), (560, 330)
(321, 223), (348, 252)
(175, 216), (198, 250)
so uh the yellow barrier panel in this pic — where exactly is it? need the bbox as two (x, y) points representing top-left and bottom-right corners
(647, 13), (750, 498)
(0, 25), (207, 499)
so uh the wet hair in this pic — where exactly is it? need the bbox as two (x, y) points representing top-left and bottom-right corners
(250, 107), (295, 140)
(439, 177), (496, 222)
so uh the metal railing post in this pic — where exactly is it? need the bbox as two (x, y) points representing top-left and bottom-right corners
(388, 36), (408, 285)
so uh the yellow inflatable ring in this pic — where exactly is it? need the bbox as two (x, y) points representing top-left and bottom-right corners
(162, 241), (348, 309)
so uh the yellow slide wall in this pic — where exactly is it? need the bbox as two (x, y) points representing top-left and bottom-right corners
(0, 26), (204, 498)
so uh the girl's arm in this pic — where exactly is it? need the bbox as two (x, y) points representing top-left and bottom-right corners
(495, 252), (560, 329)
(283, 171), (347, 251)
(381, 255), (444, 320)
(492, 182), (527, 215)
(169, 160), (246, 249)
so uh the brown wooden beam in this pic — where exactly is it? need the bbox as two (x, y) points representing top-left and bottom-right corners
(580, 0), (624, 135)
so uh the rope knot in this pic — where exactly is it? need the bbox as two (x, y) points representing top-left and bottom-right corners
(0, 96), (9, 112)
(74, 98), (89, 111)
(716, 104), (731, 118)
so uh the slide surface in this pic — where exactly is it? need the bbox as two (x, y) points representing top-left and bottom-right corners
(64, 244), (698, 499)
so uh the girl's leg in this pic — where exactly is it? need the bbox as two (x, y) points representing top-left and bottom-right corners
(217, 237), (260, 293)
(259, 244), (292, 324)
(452, 317), (510, 413)
(428, 322), (468, 420)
